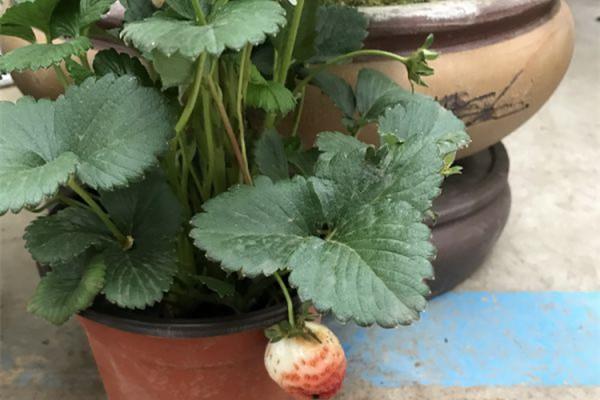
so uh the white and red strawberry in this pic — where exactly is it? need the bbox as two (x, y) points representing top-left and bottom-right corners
(265, 321), (347, 399)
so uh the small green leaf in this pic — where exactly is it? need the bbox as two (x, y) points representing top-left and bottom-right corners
(0, 75), (174, 214)
(0, 37), (92, 73)
(151, 50), (193, 89)
(100, 173), (183, 309)
(189, 275), (235, 298)
(310, 71), (356, 119)
(50, 0), (115, 38)
(27, 254), (106, 325)
(378, 94), (471, 155)
(312, 5), (367, 61)
(25, 207), (110, 265)
(65, 58), (94, 84)
(355, 69), (409, 121)
(0, 0), (60, 38)
(254, 129), (289, 182)
(121, 0), (286, 59)
(121, 0), (157, 22)
(315, 131), (369, 158)
(93, 49), (153, 86)
(246, 77), (296, 115)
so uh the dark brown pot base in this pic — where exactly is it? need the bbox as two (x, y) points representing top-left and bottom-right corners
(429, 142), (511, 296)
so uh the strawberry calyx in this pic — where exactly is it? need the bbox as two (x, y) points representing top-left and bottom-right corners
(265, 302), (320, 343)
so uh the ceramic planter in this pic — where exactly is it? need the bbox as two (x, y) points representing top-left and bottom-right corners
(77, 304), (293, 400)
(297, 0), (574, 158)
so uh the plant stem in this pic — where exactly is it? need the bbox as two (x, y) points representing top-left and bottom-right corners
(53, 65), (69, 90)
(206, 76), (253, 185)
(264, 0), (305, 129)
(291, 85), (306, 138)
(175, 54), (207, 135)
(79, 52), (91, 71)
(236, 44), (252, 181)
(67, 178), (132, 249)
(191, 0), (207, 25)
(275, 0), (305, 84)
(274, 271), (295, 328)
(58, 194), (89, 210)
(294, 49), (410, 95)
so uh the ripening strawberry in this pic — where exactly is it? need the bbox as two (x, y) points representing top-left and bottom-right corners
(264, 321), (347, 399)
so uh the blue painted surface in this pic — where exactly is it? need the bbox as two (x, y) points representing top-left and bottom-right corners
(328, 292), (600, 387)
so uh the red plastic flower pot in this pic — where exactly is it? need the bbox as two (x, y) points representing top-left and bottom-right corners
(77, 305), (293, 400)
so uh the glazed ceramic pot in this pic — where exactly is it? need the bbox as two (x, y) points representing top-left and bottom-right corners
(297, 0), (574, 158)
(77, 304), (293, 400)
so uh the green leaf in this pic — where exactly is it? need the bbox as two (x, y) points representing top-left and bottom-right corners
(355, 68), (409, 121)
(50, 0), (115, 38)
(27, 254), (106, 325)
(65, 58), (94, 84)
(24, 207), (110, 264)
(0, 37), (92, 73)
(189, 275), (235, 298)
(121, 0), (286, 59)
(99, 173), (183, 309)
(310, 71), (355, 119)
(378, 95), (471, 155)
(315, 131), (369, 158)
(312, 5), (367, 61)
(165, 0), (208, 20)
(151, 50), (193, 89)
(191, 131), (447, 327)
(246, 72), (296, 115)
(0, 75), (174, 214)
(121, 0), (157, 22)
(78, 0), (115, 27)
(93, 49), (153, 86)
(0, 23), (36, 42)
(254, 129), (289, 182)
(272, 0), (319, 63)
(0, 0), (60, 37)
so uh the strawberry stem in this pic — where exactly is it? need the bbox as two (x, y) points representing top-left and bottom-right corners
(274, 271), (295, 328)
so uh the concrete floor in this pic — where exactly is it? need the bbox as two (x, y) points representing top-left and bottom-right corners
(1, 1), (599, 398)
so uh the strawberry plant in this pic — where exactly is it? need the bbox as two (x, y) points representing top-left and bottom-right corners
(0, 0), (468, 396)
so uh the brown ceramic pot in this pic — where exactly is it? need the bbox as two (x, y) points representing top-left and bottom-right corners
(77, 305), (293, 400)
(297, 0), (574, 158)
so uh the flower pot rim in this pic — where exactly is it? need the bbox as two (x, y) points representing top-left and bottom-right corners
(360, 0), (555, 27)
(80, 300), (293, 339)
(360, 0), (561, 52)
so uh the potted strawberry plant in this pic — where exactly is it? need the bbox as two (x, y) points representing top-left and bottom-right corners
(0, 0), (469, 399)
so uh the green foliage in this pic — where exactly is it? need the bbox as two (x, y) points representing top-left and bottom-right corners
(25, 173), (183, 322)
(0, 0), (60, 38)
(93, 49), (153, 86)
(50, 0), (114, 38)
(191, 133), (443, 326)
(121, 0), (158, 22)
(310, 71), (356, 120)
(379, 95), (470, 155)
(246, 67), (296, 114)
(254, 129), (290, 181)
(99, 175), (183, 308)
(313, 4), (368, 61)
(27, 253), (106, 325)
(25, 207), (111, 264)
(0, 37), (91, 73)
(2, 0), (468, 328)
(121, 0), (287, 59)
(0, 75), (174, 214)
